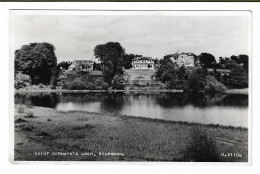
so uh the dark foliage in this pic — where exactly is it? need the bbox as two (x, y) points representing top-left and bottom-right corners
(94, 42), (125, 83)
(61, 75), (109, 90)
(57, 61), (71, 70)
(15, 42), (57, 85)
(93, 62), (102, 71)
(156, 58), (177, 83)
(111, 74), (126, 90)
(198, 53), (217, 68)
(184, 68), (206, 92)
(204, 75), (227, 94)
(226, 65), (248, 88)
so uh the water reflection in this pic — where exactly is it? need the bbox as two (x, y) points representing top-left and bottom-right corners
(15, 92), (248, 127)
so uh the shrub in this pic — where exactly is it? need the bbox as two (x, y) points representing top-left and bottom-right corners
(111, 74), (126, 90)
(93, 77), (109, 90)
(204, 75), (227, 94)
(166, 79), (185, 90)
(67, 78), (87, 90)
(184, 73), (205, 92)
(62, 75), (109, 90)
(226, 65), (248, 88)
(183, 127), (220, 162)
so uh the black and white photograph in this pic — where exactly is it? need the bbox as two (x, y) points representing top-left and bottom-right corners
(10, 10), (250, 162)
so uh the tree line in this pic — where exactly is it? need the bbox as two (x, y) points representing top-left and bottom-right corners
(156, 53), (248, 92)
(14, 41), (249, 91)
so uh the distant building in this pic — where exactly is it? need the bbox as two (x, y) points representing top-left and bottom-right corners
(169, 52), (198, 67)
(207, 68), (231, 75)
(132, 57), (155, 70)
(68, 60), (94, 71)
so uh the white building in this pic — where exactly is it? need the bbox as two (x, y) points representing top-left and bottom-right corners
(132, 57), (154, 70)
(169, 52), (198, 67)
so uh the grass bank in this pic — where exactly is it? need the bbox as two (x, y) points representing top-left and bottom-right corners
(14, 105), (248, 162)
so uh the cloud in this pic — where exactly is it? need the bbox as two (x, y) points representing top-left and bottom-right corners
(12, 14), (250, 62)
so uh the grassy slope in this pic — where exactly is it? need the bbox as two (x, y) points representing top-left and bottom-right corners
(14, 106), (248, 162)
(125, 69), (155, 81)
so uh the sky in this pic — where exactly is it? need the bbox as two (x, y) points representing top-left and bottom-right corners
(12, 14), (250, 62)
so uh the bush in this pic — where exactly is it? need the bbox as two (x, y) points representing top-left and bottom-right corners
(166, 79), (185, 90)
(62, 75), (109, 90)
(184, 73), (205, 92)
(183, 127), (220, 162)
(93, 77), (109, 90)
(111, 74), (126, 90)
(204, 75), (227, 94)
(67, 78), (87, 90)
(226, 65), (248, 88)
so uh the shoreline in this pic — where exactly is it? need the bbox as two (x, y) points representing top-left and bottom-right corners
(14, 105), (248, 162)
(60, 109), (248, 130)
(14, 88), (248, 94)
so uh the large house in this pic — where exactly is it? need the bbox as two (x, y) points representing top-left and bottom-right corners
(169, 52), (199, 67)
(132, 57), (155, 70)
(68, 60), (94, 71)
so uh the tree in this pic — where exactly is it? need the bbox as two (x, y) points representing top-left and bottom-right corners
(166, 78), (185, 90)
(94, 42), (125, 83)
(184, 68), (206, 92)
(229, 55), (248, 71)
(198, 53), (217, 68)
(50, 67), (59, 87)
(226, 65), (248, 88)
(156, 58), (177, 83)
(15, 42), (57, 85)
(57, 61), (71, 70)
(238, 54), (249, 71)
(230, 55), (238, 63)
(204, 75), (226, 94)
(177, 65), (186, 80)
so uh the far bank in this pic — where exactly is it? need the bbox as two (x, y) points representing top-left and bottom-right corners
(14, 88), (248, 95)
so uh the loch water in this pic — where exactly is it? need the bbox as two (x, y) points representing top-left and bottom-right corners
(15, 92), (248, 128)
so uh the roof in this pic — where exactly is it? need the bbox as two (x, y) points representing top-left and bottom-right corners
(74, 60), (94, 63)
(179, 52), (196, 56)
(132, 57), (153, 61)
(165, 53), (178, 58)
(166, 52), (196, 58)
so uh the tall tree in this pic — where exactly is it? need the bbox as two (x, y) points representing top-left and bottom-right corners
(94, 42), (125, 83)
(198, 53), (217, 68)
(15, 42), (57, 84)
(238, 54), (249, 71)
(156, 58), (176, 83)
(230, 55), (238, 63)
